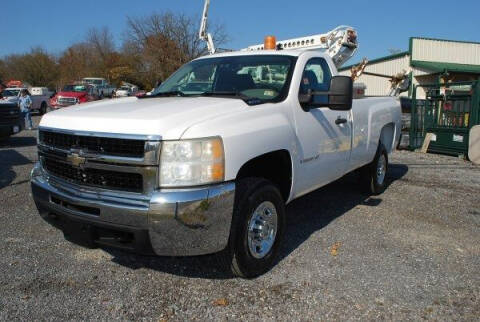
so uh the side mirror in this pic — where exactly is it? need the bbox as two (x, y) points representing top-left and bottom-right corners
(299, 76), (353, 111)
(328, 76), (353, 110)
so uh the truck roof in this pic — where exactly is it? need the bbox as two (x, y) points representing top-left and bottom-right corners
(195, 49), (330, 60)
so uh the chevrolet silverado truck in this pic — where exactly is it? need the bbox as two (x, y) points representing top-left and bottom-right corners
(50, 84), (98, 109)
(31, 49), (401, 277)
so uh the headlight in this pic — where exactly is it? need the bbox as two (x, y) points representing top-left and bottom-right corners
(159, 137), (224, 187)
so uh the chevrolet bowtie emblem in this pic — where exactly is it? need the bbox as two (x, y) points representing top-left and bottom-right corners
(67, 153), (86, 168)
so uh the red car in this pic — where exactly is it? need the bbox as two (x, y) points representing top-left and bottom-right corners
(50, 84), (98, 109)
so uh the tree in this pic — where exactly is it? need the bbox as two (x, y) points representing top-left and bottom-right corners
(0, 12), (230, 90)
(1, 48), (58, 88)
(0, 59), (6, 82)
(58, 43), (96, 87)
(123, 11), (228, 88)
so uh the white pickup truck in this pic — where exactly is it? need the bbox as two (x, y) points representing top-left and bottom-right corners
(1, 87), (50, 115)
(31, 48), (401, 277)
(82, 78), (116, 98)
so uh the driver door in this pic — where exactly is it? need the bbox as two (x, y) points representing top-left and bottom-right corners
(293, 58), (352, 195)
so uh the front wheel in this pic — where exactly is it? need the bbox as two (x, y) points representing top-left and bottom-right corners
(221, 178), (286, 278)
(359, 143), (389, 195)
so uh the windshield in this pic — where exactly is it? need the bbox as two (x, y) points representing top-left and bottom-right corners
(154, 55), (296, 103)
(2, 89), (20, 97)
(62, 85), (87, 92)
(83, 79), (103, 85)
(119, 86), (130, 91)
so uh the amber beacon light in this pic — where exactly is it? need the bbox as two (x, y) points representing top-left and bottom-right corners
(264, 36), (277, 50)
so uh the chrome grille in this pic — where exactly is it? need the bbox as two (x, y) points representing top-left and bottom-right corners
(39, 130), (146, 158)
(57, 96), (78, 106)
(37, 128), (161, 194)
(43, 157), (143, 193)
(0, 103), (21, 124)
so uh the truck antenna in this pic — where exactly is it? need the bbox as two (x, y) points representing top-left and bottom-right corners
(199, 0), (216, 55)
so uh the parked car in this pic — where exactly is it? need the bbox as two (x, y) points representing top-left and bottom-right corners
(50, 84), (97, 109)
(1, 87), (50, 115)
(82, 78), (115, 98)
(32, 49), (401, 278)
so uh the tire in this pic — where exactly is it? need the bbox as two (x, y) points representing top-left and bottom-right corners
(220, 178), (286, 278)
(39, 102), (47, 115)
(359, 143), (388, 195)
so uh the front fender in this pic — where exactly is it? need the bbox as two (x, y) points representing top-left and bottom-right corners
(180, 105), (298, 183)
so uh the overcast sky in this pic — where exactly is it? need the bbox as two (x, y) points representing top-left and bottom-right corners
(2, 0), (479, 63)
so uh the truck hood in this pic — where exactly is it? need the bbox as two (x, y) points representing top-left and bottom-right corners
(40, 96), (247, 139)
(1, 96), (19, 103)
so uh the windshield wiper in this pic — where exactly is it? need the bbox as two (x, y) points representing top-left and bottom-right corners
(199, 91), (265, 105)
(137, 90), (187, 99)
(200, 91), (248, 99)
(151, 90), (186, 97)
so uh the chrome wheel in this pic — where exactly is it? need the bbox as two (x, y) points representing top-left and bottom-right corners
(376, 154), (387, 185)
(247, 201), (278, 259)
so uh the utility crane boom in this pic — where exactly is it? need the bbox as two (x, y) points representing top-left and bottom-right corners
(243, 26), (358, 68)
(199, 0), (216, 55)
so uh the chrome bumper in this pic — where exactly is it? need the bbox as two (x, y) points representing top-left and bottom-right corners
(30, 162), (235, 256)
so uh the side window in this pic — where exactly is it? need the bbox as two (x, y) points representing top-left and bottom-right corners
(299, 58), (332, 105)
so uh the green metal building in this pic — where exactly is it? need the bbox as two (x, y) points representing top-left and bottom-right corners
(339, 37), (480, 99)
(339, 37), (480, 157)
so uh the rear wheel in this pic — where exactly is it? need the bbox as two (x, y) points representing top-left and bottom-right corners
(220, 178), (286, 278)
(359, 143), (388, 195)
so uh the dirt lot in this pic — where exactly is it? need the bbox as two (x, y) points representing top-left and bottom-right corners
(1, 116), (479, 321)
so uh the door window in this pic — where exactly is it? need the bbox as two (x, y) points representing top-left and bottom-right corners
(299, 58), (332, 105)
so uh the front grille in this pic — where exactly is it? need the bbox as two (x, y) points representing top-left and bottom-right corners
(39, 130), (146, 158)
(57, 97), (77, 106)
(43, 157), (143, 193)
(0, 103), (20, 120)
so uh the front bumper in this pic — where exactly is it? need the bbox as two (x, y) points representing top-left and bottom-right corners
(30, 162), (235, 256)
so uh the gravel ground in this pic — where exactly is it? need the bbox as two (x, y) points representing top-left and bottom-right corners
(1, 116), (479, 321)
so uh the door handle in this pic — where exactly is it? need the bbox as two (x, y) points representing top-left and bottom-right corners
(335, 117), (347, 125)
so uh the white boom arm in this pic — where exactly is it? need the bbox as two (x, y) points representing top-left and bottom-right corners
(244, 26), (358, 68)
(199, 0), (216, 55)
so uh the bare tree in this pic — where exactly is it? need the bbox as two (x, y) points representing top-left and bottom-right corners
(0, 12), (229, 90)
(123, 11), (229, 87)
(87, 27), (116, 60)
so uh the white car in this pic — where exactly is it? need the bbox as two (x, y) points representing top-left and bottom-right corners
(31, 49), (401, 277)
(115, 86), (136, 97)
(1, 87), (50, 115)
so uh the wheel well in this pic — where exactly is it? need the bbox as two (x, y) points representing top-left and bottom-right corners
(236, 150), (292, 201)
(380, 122), (395, 153)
